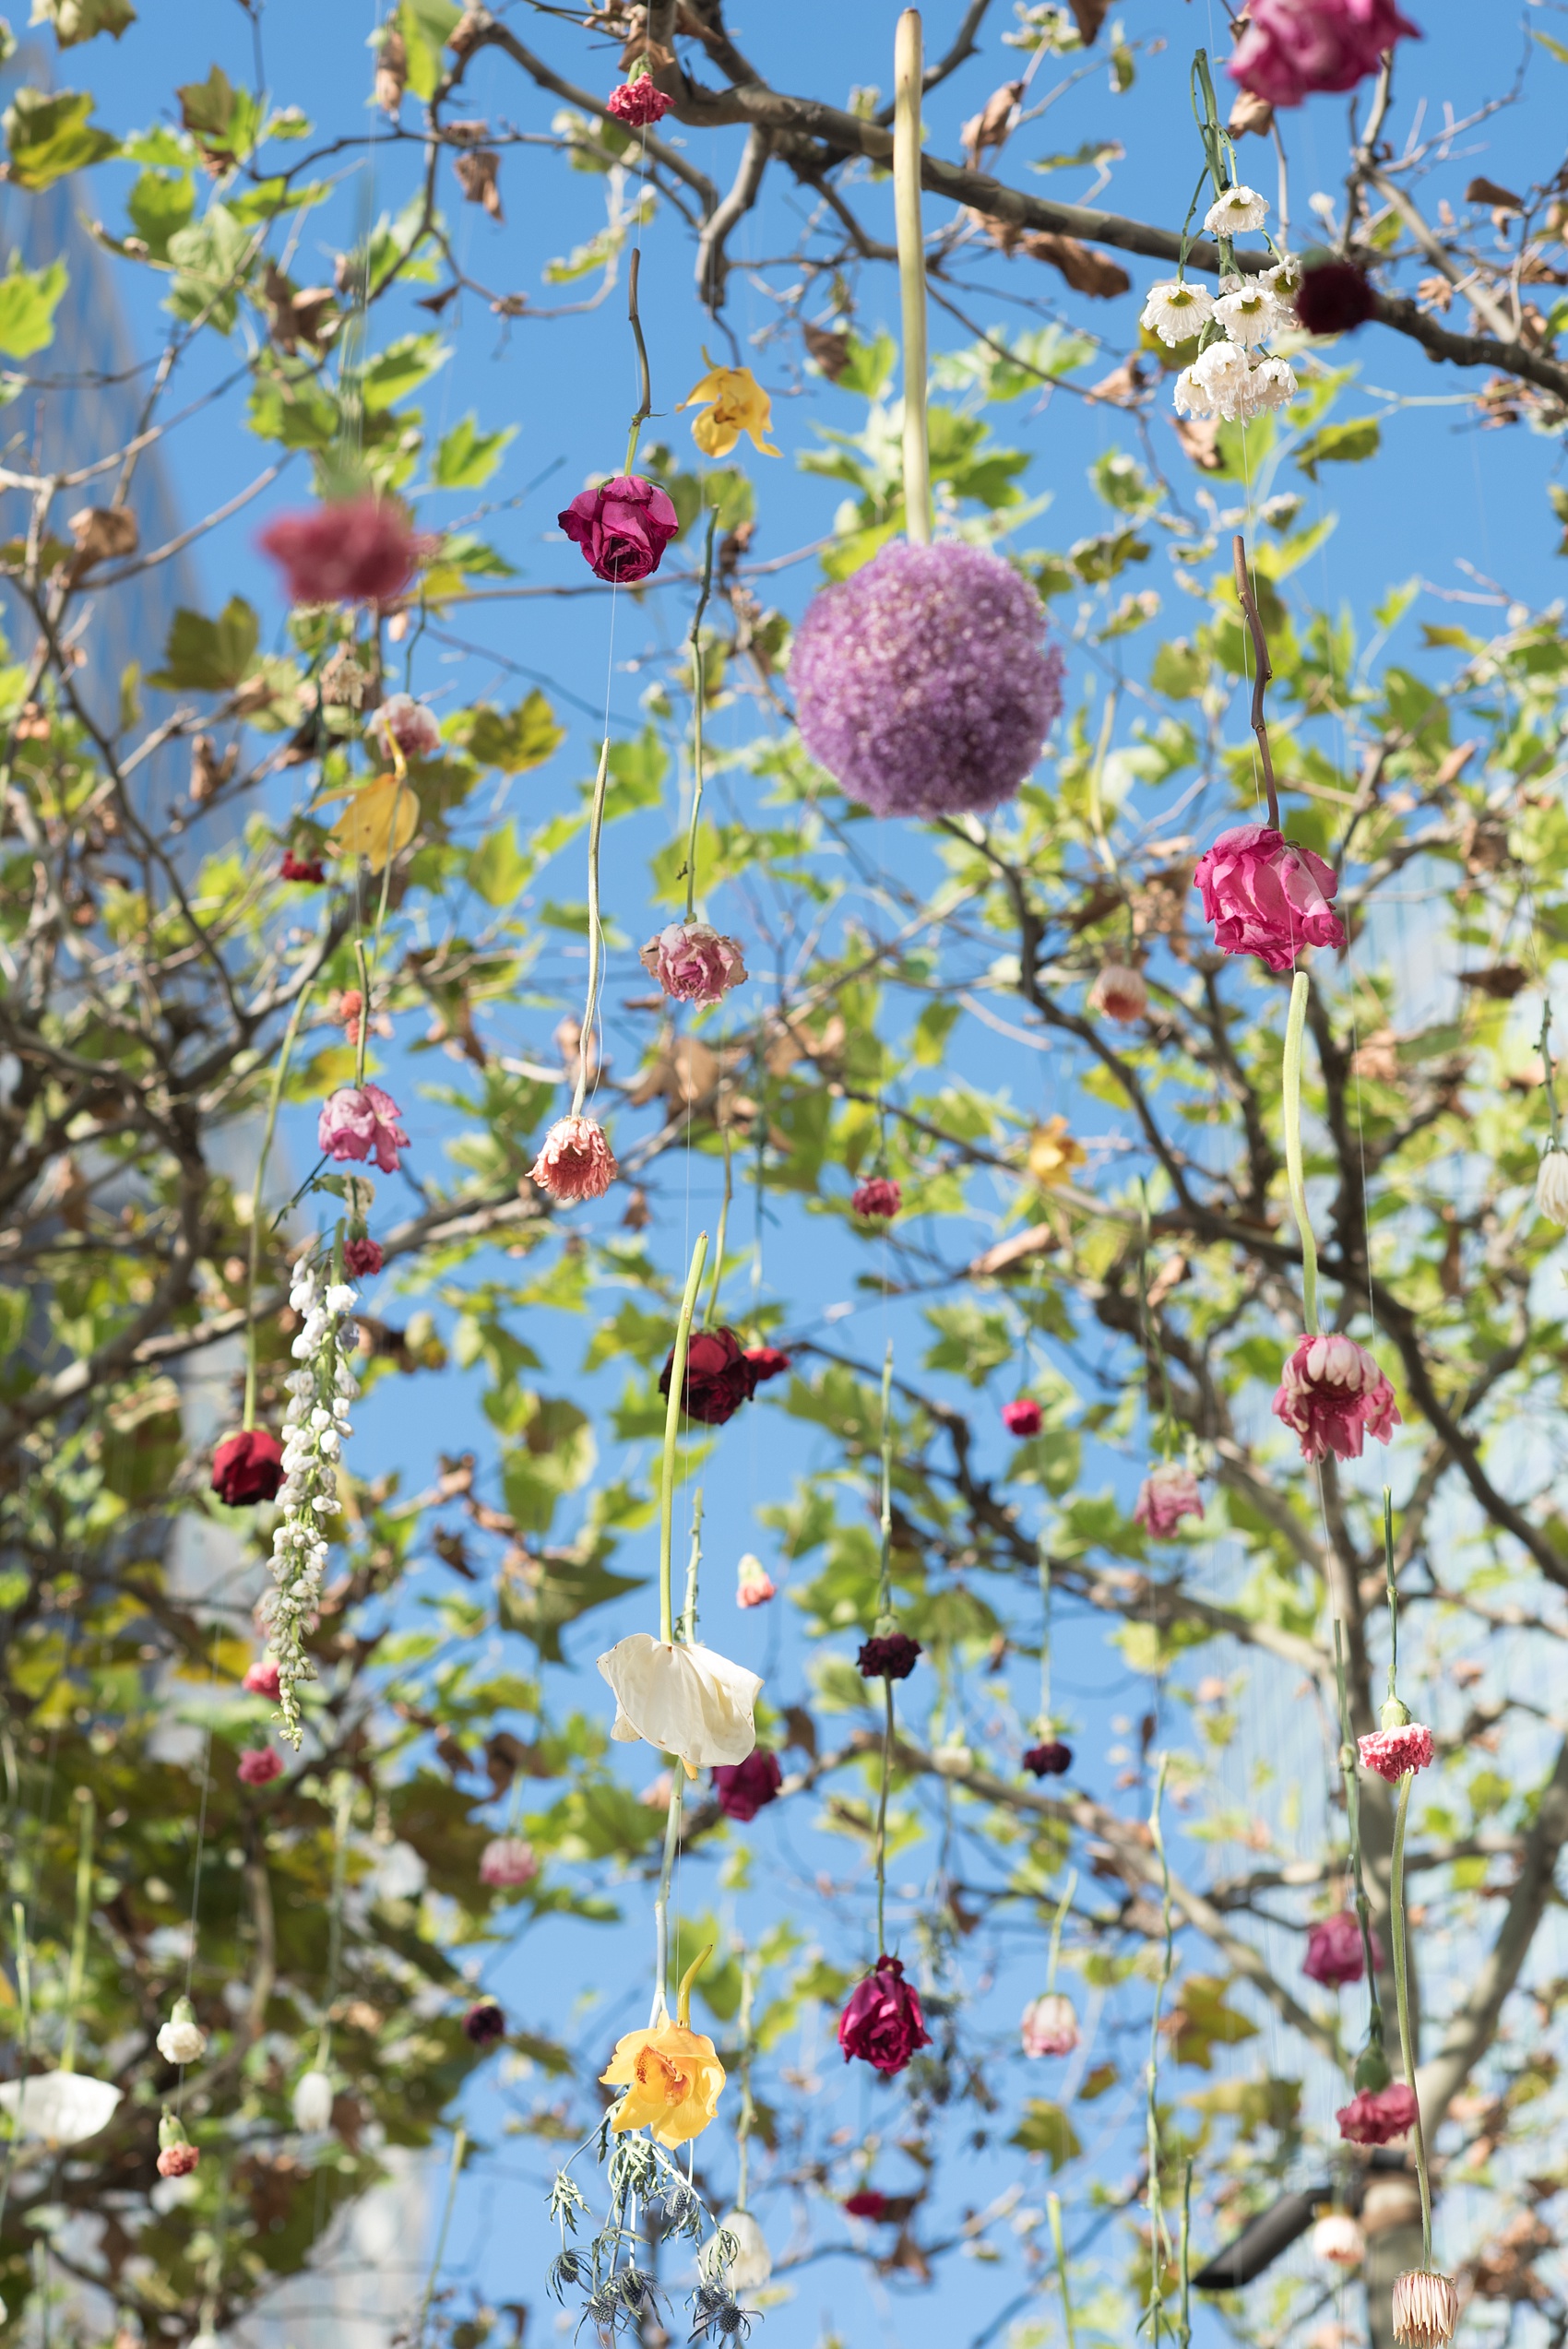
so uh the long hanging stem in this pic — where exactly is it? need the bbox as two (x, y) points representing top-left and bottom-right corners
(735, 1957), (755, 2213)
(683, 509), (719, 923)
(1335, 1621), (1385, 2037)
(1036, 1535), (1052, 1737)
(1049, 2193), (1078, 2349)
(873, 1676), (895, 1959)
(572, 739), (612, 1119)
(652, 1769), (684, 2029)
(624, 247), (653, 477)
(1045, 1868), (1076, 1997)
(1539, 1002), (1560, 1148)
(1146, 1756), (1174, 2348)
(316, 1774), (353, 2074)
(0, 1900), (34, 2232)
(659, 1234), (710, 1644)
(874, 1340), (897, 1954)
(1389, 1770), (1434, 2262)
(413, 2125), (468, 2348)
(1383, 1487), (1399, 1703)
(1232, 536), (1280, 830)
(59, 1791), (94, 2075)
(1282, 970), (1320, 1335)
(244, 981), (315, 1430)
(704, 1124), (733, 1331)
(893, 8), (932, 546)
(682, 1489), (704, 1646)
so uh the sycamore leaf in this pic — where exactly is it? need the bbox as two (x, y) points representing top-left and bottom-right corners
(148, 599), (259, 691)
(1294, 417), (1381, 481)
(30, 0), (135, 42)
(1164, 1975), (1259, 2070)
(3, 87), (120, 188)
(462, 690), (565, 775)
(432, 411), (517, 491)
(0, 258), (66, 359)
(324, 772), (421, 872)
(398, 0), (462, 101)
(1009, 2099), (1082, 2170)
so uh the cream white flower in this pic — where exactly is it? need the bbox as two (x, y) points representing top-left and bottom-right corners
(1174, 339), (1253, 423)
(1262, 255), (1301, 323)
(1214, 280), (1280, 347)
(1139, 279), (1214, 347)
(0, 2071), (122, 2145)
(1538, 1146), (1568, 1226)
(597, 1633), (762, 1778)
(1204, 184), (1267, 236)
(156, 1996), (208, 2067)
(1313, 2213), (1365, 2267)
(713, 2210), (773, 2294)
(1246, 355), (1299, 414)
(291, 2068), (334, 2132)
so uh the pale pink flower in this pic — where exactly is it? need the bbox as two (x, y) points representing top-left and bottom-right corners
(1313, 2213), (1364, 2267)
(1134, 1463), (1204, 1538)
(480, 1836), (539, 1888)
(1021, 1992), (1078, 2058)
(736, 1554), (777, 1609)
(1391, 2271), (1458, 2347)
(639, 922), (747, 1005)
(244, 1659), (282, 1700)
(529, 1115), (617, 1202)
(317, 1084), (409, 1175)
(1302, 1909), (1381, 1987)
(1358, 1721), (1434, 1781)
(1272, 1332), (1400, 1463)
(1087, 964), (1147, 1024)
(372, 693), (441, 761)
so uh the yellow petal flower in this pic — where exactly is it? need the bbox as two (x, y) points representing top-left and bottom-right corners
(679, 365), (779, 458)
(600, 2020), (727, 2147)
(325, 771), (420, 872)
(1028, 1115), (1087, 1188)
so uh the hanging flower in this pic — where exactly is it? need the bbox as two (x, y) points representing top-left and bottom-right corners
(1203, 185), (1269, 236)
(735, 1552), (778, 1608)
(1194, 824), (1345, 969)
(857, 1631), (921, 1680)
(1214, 279), (1283, 346)
(712, 1750), (783, 1822)
(1023, 1739), (1073, 1777)
(265, 1260), (360, 1743)
(157, 1997), (208, 2067)
(1229, 0), (1420, 110)
(606, 75), (675, 126)
(837, 1953), (932, 2076)
(244, 1657), (282, 1701)
(659, 1327), (758, 1426)
(679, 366), (781, 458)
(0, 2072), (122, 2146)
(640, 920), (749, 1004)
(1313, 2213), (1365, 2267)
(844, 2189), (891, 2221)
(1087, 963), (1148, 1024)
(1392, 2271), (1459, 2347)
(210, 1428), (284, 1506)
(1003, 1397), (1042, 1438)
(1139, 280), (1214, 346)
(1021, 1991), (1079, 2058)
(292, 2068), (334, 2132)
(1134, 1463), (1205, 1539)
(317, 1084), (409, 1174)
(480, 1835), (539, 1888)
(258, 496), (422, 607)
(529, 1114), (617, 1202)
(791, 541), (1063, 819)
(1303, 1910), (1383, 1987)
(597, 1632), (762, 1777)
(1336, 2081), (1418, 2143)
(1297, 260), (1378, 334)
(371, 693), (442, 762)
(1273, 1333), (1401, 1462)
(743, 1347), (790, 1384)
(343, 1236), (384, 1277)
(1247, 355), (1299, 413)
(1028, 1117), (1086, 1188)
(463, 1999), (506, 2046)
(1536, 1147), (1568, 1227)
(600, 2010), (726, 2147)
(1173, 339), (1256, 423)
(851, 1177), (902, 1220)
(238, 1746), (283, 1785)
(157, 2109), (199, 2178)
(280, 849), (327, 884)
(713, 2210), (772, 2294)
(1358, 1709), (1435, 1781)
(558, 475), (680, 584)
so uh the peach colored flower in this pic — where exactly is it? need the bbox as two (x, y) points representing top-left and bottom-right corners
(529, 1114), (616, 1202)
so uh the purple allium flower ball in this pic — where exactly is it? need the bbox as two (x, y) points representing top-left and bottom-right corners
(790, 541), (1064, 818)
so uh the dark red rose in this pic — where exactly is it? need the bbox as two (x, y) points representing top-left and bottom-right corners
(237, 1746), (283, 1786)
(1022, 1740), (1073, 1778)
(1002, 1398), (1041, 1437)
(258, 496), (422, 607)
(712, 1750), (783, 1822)
(744, 1345), (791, 1382)
(463, 1999), (505, 2046)
(659, 1326), (757, 1426)
(858, 1631), (921, 1681)
(343, 1236), (384, 1277)
(837, 1954), (932, 2076)
(211, 1429), (284, 1506)
(280, 851), (327, 884)
(558, 474), (679, 585)
(850, 1178), (901, 1220)
(843, 2189), (889, 2221)
(1296, 260), (1377, 336)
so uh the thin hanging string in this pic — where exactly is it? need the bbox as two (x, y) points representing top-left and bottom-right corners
(873, 1341), (896, 1959)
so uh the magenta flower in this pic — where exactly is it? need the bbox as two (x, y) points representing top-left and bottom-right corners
(558, 475), (679, 584)
(1359, 1721), (1434, 1781)
(1303, 1909), (1382, 1987)
(280, 850), (327, 884)
(606, 77), (675, 126)
(659, 1327), (757, 1426)
(1336, 2082), (1418, 2145)
(244, 1658), (282, 1701)
(259, 497), (422, 607)
(1272, 1333), (1400, 1463)
(1194, 825), (1346, 970)
(1134, 1462), (1205, 1538)
(480, 1836), (539, 1888)
(744, 1347), (790, 1384)
(790, 540), (1064, 818)
(317, 1084), (409, 1175)
(712, 1750), (783, 1822)
(1003, 1398), (1042, 1438)
(1229, 0), (1420, 110)
(639, 921), (747, 1004)
(1022, 1739), (1072, 1777)
(851, 1178), (901, 1220)
(238, 1747), (283, 1786)
(837, 1954), (932, 2076)
(529, 1114), (617, 1203)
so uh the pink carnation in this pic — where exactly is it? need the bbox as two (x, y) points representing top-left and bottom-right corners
(558, 475), (679, 585)
(529, 1114), (617, 1203)
(1003, 1398), (1042, 1438)
(1229, 0), (1420, 110)
(1194, 824), (1346, 971)
(1020, 1992), (1078, 2058)
(317, 1084), (409, 1175)
(1359, 1722), (1434, 1781)
(238, 1747), (283, 1786)
(737, 1556), (777, 1608)
(258, 496), (422, 608)
(480, 1836), (539, 1888)
(1272, 1332), (1400, 1463)
(1134, 1462), (1205, 1538)
(1303, 1909), (1382, 1987)
(244, 1659), (282, 1700)
(1088, 964), (1147, 1024)
(343, 1236), (384, 1277)
(1336, 2082), (1418, 2145)
(157, 2141), (200, 2178)
(606, 77), (675, 126)
(639, 921), (747, 1004)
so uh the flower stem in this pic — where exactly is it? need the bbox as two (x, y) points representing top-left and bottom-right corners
(59, 1790), (94, 2076)
(1036, 1534), (1052, 1736)
(1539, 1001), (1560, 1148)
(653, 1772), (684, 2027)
(677, 1941), (713, 2029)
(1383, 1486), (1400, 1704)
(874, 1673), (894, 1958)
(1282, 969), (1320, 1336)
(1048, 2193), (1077, 2349)
(893, 8), (932, 547)
(1231, 536), (1280, 830)
(683, 509), (718, 925)
(243, 981), (314, 1432)
(1146, 1756), (1174, 2347)
(624, 246), (653, 478)
(703, 1124), (732, 1331)
(573, 738), (612, 1120)
(1335, 1619), (1386, 2043)
(735, 1957), (755, 2212)
(1389, 1767), (1434, 2262)
(876, 1340), (895, 1619)
(659, 1233), (710, 1644)
(682, 1489), (704, 1645)
(413, 2125), (468, 2349)
(1045, 1867), (1076, 1998)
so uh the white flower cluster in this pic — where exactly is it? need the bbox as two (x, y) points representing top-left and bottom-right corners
(1140, 189), (1301, 427)
(266, 1256), (359, 1745)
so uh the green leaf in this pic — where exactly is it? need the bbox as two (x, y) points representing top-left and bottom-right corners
(148, 598), (259, 691)
(29, 0), (135, 45)
(359, 330), (449, 411)
(499, 1555), (645, 1664)
(1149, 638), (1208, 701)
(833, 331), (897, 397)
(165, 204), (253, 333)
(432, 411), (517, 490)
(398, 0), (462, 101)
(127, 168), (196, 262)
(100, 1379), (183, 1503)
(461, 689), (566, 775)
(466, 822), (532, 908)
(3, 87), (120, 189)
(0, 258), (65, 359)
(1294, 416), (1381, 481)
(1010, 2099), (1082, 2169)
(1167, 1975), (1259, 2070)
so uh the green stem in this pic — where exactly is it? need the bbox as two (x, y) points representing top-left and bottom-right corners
(652, 1769), (684, 2026)
(318, 1775), (352, 2075)
(1036, 1535), (1052, 1736)
(1146, 1757), (1174, 2347)
(1335, 1620), (1385, 2035)
(1282, 969), (1320, 1335)
(0, 1901), (33, 2232)
(1389, 1770), (1434, 2263)
(893, 8), (931, 546)
(352, 935), (371, 1091)
(874, 1673), (894, 1958)
(659, 1234), (710, 1644)
(60, 1791), (94, 2075)
(1049, 2192), (1077, 2349)
(414, 2125), (468, 2348)
(244, 982), (315, 1431)
(876, 1340), (895, 1619)
(735, 1958), (755, 2213)
(683, 510), (718, 924)
(624, 247), (653, 478)
(573, 740), (612, 1120)
(1177, 2158), (1193, 2349)
(1137, 1177), (1174, 1453)
(1383, 1487), (1399, 1704)
(703, 1124), (732, 1331)
(1045, 1868), (1076, 1998)
(1539, 1001), (1560, 1148)
(682, 1489), (704, 1646)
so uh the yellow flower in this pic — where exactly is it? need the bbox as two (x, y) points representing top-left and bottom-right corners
(1028, 1115), (1087, 1188)
(679, 365), (779, 458)
(324, 771), (419, 872)
(600, 1947), (725, 2147)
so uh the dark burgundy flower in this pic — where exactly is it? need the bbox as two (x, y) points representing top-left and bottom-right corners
(659, 1326), (757, 1427)
(343, 1236), (384, 1277)
(712, 1750), (783, 1822)
(211, 1429), (284, 1506)
(857, 1632), (921, 1681)
(850, 1178), (901, 1220)
(1002, 1398), (1041, 1437)
(238, 1746), (283, 1786)
(463, 1999), (505, 2046)
(744, 1345), (791, 1383)
(844, 2189), (890, 2221)
(1336, 2082), (1418, 2145)
(1022, 1740), (1073, 1778)
(280, 850), (327, 884)
(1304, 1909), (1383, 1987)
(558, 474), (679, 585)
(259, 496), (422, 608)
(837, 1954), (932, 2076)
(1296, 260), (1378, 335)
(606, 77), (676, 127)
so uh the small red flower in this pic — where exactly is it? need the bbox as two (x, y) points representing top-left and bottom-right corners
(259, 496), (422, 608)
(343, 1236), (384, 1277)
(1336, 2082), (1418, 2145)
(1358, 1722), (1434, 1781)
(558, 475), (680, 585)
(837, 1954), (932, 2076)
(238, 1746), (284, 1786)
(280, 850), (327, 884)
(744, 1345), (791, 1383)
(606, 77), (676, 126)
(244, 1659), (281, 1700)
(211, 1429), (284, 1506)
(851, 1178), (901, 1220)
(844, 2189), (889, 2222)
(712, 1750), (783, 1822)
(1134, 1462), (1205, 1538)
(1022, 1740), (1073, 1778)
(857, 1631), (921, 1681)
(1002, 1398), (1041, 1438)
(659, 1326), (758, 1427)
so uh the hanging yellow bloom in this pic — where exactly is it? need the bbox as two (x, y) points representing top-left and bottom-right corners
(324, 771), (419, 872)
(679, 365), (779, 458)
(1028, 1115), (1087, 1188)
(600, 1947), (725, 2148)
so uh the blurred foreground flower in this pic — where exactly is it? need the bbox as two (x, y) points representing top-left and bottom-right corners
(238, 1747), (282, 1786)
(1336, 2081), (1417, 2144)
(1134, 1462), (1204, 1538)
(292, 2069), (334, 2132)
(1028, 1117), (1085, 1187)
(480, 1836), (539, 1888)
(851, 1176), (902, 1220)
(259, 496), (422, 607)
(157, 2110), (199, 2178)
(1229, 0), (1420, 110)
(0, 2071), (121, 2145)
(371, 693), (441, 761)
(1088, 964), (1147, 1024)
(712, 1750), (782, 1821)
(1021, 1991), (1078, 2058)
(713, 2210), (772, 2293)
(1303, 1910), (1381, 1987)
(244, 1658), (281, 1700)
(1023, 1739), (1072, 1777)
(857, 1631), (921, 1680)
(1537, 1146), (1568, 1226)
(1003, 1397), (1041, 1437)
(1313, 2213), (1365, 2267)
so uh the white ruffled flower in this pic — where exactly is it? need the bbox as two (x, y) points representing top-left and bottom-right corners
(1214, 279), (1280, 347)
(1262, 255), (1301, 324)
(1204, 184), (1267, 236)
(1246, 355), (1299, 413)
(597, 1633), (762, 1778)
(1174, 339), (1253, 423)
(291, 2068), (335, 2132)
(0, 2071), (122, 2145)
(1538, 1146), (1568, 1226)
(1139, 279), (1213, 347)
(265, 1258), (360, 1746)
(711, 2210), (772, 2295)
(156, 1996), (208, 2067)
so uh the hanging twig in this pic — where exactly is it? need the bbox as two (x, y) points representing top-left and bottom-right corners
(1232, 534), (1279, 830)
(624, 247), (654, 476)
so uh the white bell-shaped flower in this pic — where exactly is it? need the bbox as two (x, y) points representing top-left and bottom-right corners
(1538, 1146), (1568, 1227)
(715, 2209), (772, 2293)
(597, 1634), (762, 1778)
(156, 1995), (208, 2067)
(291, 2067), (334, 2132)
(0, 2070), (122, 2145)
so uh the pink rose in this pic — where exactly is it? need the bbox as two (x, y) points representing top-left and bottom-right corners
(317, 1084), (409, 1175)
(529, 1114), (617, 1203)
(1336, 2082), (1418, 2145)
(258, 497), (422, 607)
(1358, 1721), (1434, 1781)
(638, 921), (747, 1004)
(1021, 1992), (1078, 2058)
(1303, 1909), (1382, 1987)
(1229, 0), (1420, 110)
(1134, 1462), (1205, 1538)
(1272, 1332), (1400, 1463)
(558, 475), (680, 585)
(837, 1954), (932, 2076)
(1194, 824), (1346, 971)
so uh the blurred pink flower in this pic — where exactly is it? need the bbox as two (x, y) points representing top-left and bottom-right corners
(480, 1836), (539, 1889)
(1229, 0), (1420, 110)
(1336, 2082), (1417, 2144)
(259, 497), (422, 607)
(244, 1659), (282, 1701)
(1021, 1991), (1078, 2058)
(1303, 1909), (1381, 1987)
(373, 693), (442, 761)
(238, 1747), (283, 1786)
(1272, 1333), (1400, 1462)
(317, 1084), (409, 1175)
(1088, 964), (1147, 1024)
(1134, 1462), (1204, 1538)
(851, 1178), (901, 1220)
